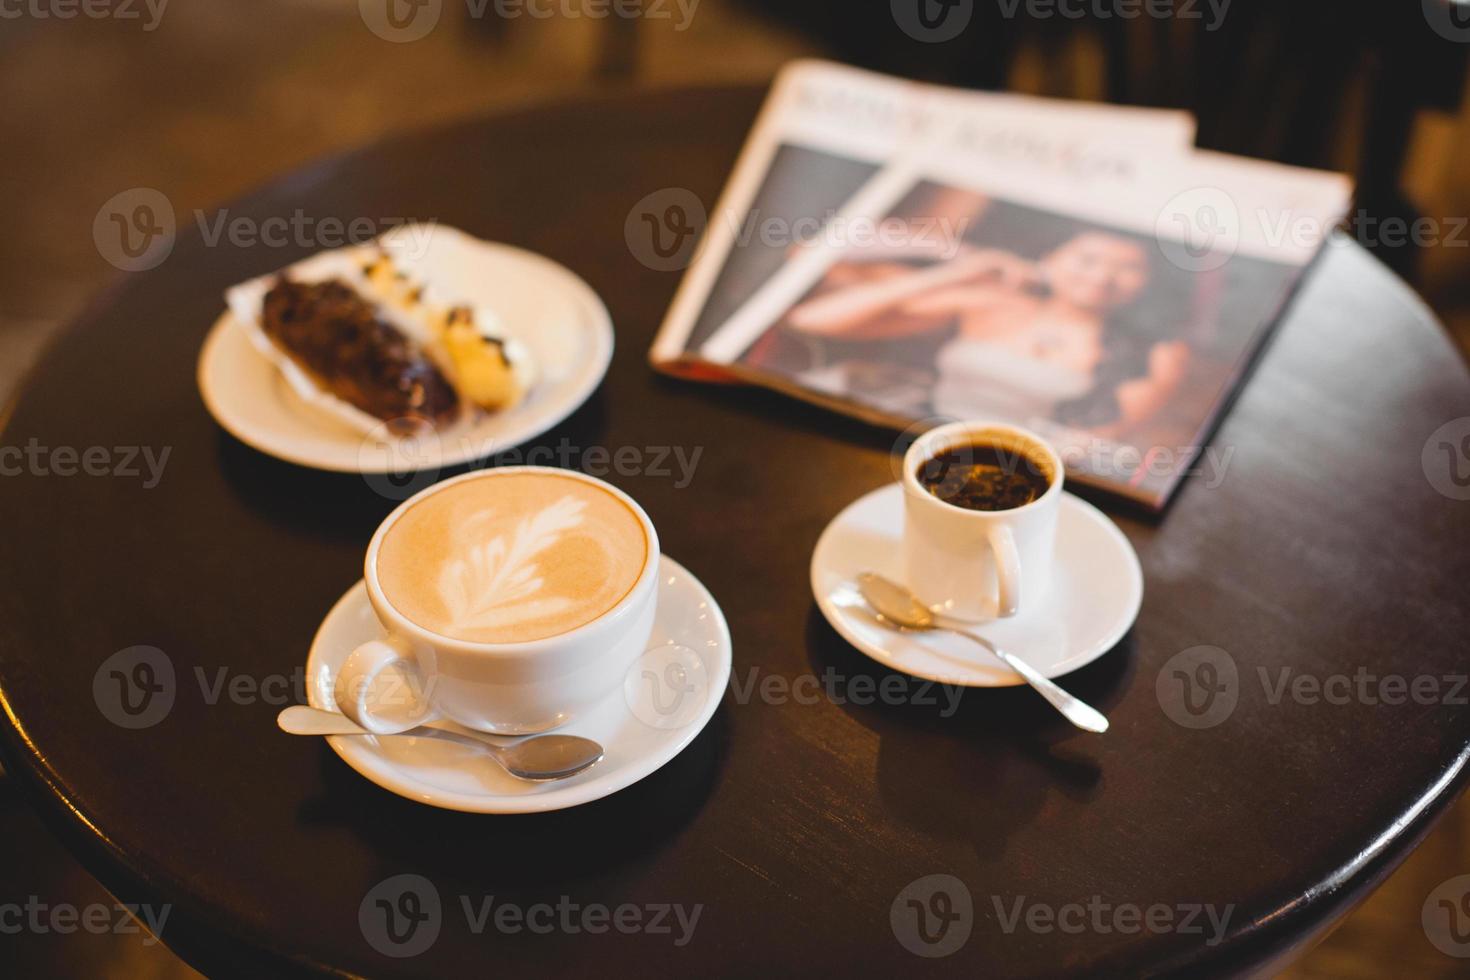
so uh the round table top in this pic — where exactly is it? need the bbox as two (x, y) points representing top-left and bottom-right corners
(2, 86), (1468, 979)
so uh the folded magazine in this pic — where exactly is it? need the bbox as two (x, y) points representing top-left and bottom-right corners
(651, 61), (1352, 510)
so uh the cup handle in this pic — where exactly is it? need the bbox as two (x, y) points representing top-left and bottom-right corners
(988, 525), (1021, 618)
(334, 636), (435, 735)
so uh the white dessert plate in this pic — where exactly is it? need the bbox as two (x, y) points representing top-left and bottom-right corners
(198, 227), (613, 473)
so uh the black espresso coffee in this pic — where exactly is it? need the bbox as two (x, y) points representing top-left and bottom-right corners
(917, 443), (1052, 512)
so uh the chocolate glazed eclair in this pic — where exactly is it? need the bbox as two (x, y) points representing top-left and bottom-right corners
(261, 276), (459, 432)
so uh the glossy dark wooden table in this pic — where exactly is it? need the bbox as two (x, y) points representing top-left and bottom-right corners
(1, 87), (1468, 979)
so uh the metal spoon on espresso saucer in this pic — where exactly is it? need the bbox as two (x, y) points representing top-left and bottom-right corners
(854, 572), (1109, 734)
(276, 705), (606, 780)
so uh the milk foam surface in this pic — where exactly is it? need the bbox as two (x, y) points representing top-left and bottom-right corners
(378, 473), (647, 643)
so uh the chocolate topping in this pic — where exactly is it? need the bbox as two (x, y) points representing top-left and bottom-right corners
(261, 277), (458, 429)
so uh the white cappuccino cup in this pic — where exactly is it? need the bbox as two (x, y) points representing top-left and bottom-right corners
(334, 467), (659, 735)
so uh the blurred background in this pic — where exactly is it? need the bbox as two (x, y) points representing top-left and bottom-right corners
(1, 1), (1467, 975)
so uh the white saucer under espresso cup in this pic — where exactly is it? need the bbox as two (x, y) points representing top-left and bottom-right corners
(902, 421), (1063, 622)
(335, 467), (660, 736)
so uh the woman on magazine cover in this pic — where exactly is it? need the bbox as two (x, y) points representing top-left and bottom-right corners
(778, 187), (1191, 437)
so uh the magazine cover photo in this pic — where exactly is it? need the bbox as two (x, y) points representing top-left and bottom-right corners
(706, 182), (1312, 504)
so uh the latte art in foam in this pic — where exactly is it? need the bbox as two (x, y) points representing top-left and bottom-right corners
(377, 473), (648, 644)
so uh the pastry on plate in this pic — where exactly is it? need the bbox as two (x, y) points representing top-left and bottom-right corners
(225, 234), (536, 436)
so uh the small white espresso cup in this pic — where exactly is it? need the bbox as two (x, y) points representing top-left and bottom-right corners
(334, 467), (660, 736)
(902, 421), (1063, 622)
